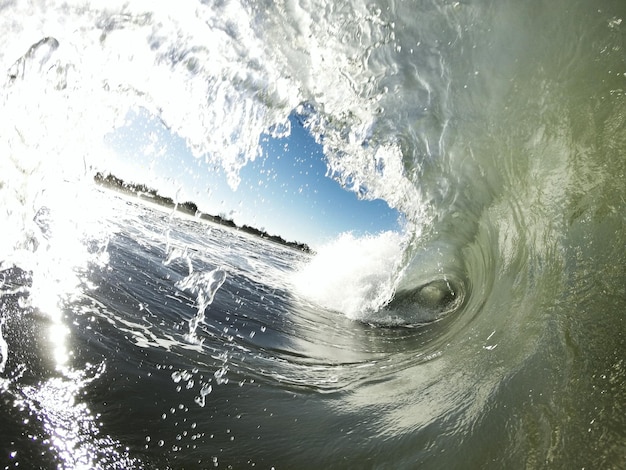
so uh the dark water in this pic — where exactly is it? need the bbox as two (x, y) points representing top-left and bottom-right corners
(0, 191), (624, 469)
(2, 0), (626, 467)
(0, 196), (446, 469)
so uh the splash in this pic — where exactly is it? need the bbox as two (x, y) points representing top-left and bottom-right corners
(0, 317), (7, 373)
(292, 231), (407, 321)
(175, 267), (227, 343)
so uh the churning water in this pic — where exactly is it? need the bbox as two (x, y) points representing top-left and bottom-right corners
(1, 0), (625, 468)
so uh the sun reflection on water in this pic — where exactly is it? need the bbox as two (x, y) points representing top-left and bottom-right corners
(16, 361), (140, 469)
(12, 180), (139, 467)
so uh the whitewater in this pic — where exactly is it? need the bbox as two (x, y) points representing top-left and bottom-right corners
(1, 0), (625, 468)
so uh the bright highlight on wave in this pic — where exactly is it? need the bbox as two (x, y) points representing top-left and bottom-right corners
(292, 231), (407, 321)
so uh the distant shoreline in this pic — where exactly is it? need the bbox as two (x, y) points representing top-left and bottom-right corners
(94, 172), (312, 254)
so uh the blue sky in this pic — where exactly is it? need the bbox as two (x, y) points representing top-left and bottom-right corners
(103, 109), (402, 247)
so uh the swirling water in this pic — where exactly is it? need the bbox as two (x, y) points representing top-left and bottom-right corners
(1, 0), (626, 468)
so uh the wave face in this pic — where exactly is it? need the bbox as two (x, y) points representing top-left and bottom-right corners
(1, 0), (626, 468)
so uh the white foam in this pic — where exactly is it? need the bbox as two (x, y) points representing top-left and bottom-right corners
(291, 231), (407, 320)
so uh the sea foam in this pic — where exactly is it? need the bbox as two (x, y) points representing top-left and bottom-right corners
(291, 231), (406, 320)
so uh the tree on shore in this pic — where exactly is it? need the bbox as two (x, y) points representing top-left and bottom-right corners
(94, 172), (311, 253)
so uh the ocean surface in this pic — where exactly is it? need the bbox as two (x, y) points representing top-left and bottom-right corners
(1, 0), (626, 468)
